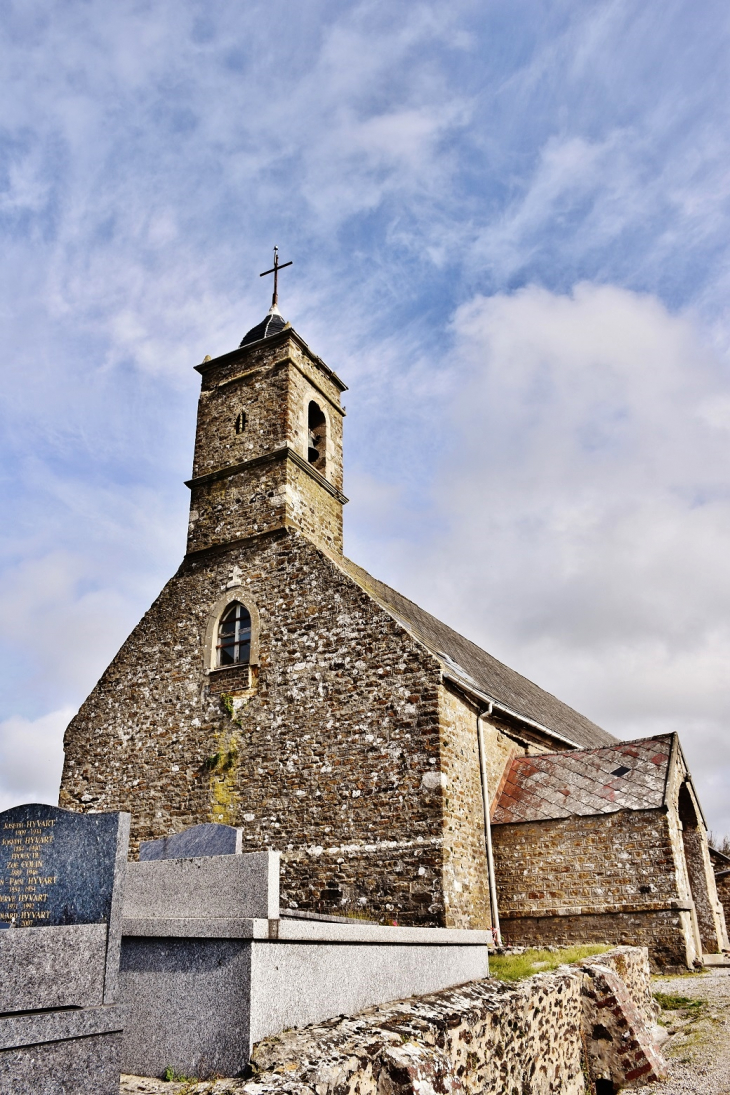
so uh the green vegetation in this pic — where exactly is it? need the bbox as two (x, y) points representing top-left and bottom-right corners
(653, 991), (706, 1015)
(202, 748), (237, 774)
(202, 752), (221, 772)
(489, 944), (611, 983)
(163, 1067), (196, 1082)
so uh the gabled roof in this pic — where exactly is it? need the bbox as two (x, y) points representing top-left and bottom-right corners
(491, 734), (673, 824)
(336, 556), (616, 750)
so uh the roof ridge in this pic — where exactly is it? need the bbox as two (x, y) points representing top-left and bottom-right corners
(507, 732), (674, 762)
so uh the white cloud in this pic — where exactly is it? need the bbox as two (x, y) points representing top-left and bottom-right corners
(0, 708), (72, 813)
(359, 283), (730, 832)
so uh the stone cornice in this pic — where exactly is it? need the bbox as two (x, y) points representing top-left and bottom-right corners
(185, 445), (349, 505)
(180, 527), (289, 566)
(499, 900), (692, 919)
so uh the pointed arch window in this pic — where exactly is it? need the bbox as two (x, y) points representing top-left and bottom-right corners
(217, 601), (251, 666)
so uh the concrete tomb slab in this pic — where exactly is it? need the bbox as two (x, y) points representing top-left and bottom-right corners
(120, 842), (490, 1079)
(0, 803), (130, 1095)
(139, 822), (243, 861)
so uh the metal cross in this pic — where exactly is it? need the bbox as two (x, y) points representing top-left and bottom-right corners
(260, 246), (293, 308)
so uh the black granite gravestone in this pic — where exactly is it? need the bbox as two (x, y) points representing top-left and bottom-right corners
(0, 804), (130, 1095)
(0, 803), (124, 929)
(139, 821), (242, 861)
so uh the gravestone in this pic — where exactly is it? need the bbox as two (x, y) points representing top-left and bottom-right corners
(0, 803), (130, 1095)
(139, 821), (242, 861)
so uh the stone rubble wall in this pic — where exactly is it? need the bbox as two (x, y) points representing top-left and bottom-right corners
(60, 527), (517, 929)
(715, 873), (730, 933)
(493, 808), (694, 969)
(580, 956), (666, 1089)
(499, 909), (693, 973)
(242, 946), (665, 1095)
(187, 333), (345, 556)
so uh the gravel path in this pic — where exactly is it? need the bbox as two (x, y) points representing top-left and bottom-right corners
(650, 967), (730, 1095)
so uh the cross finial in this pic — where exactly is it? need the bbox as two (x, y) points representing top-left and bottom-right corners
(260, 246), (293, 309)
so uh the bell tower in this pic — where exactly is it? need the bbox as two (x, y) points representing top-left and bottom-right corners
(185, 291), (347, 558)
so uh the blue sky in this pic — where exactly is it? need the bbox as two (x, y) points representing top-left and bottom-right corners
(1, 0), (730, 834)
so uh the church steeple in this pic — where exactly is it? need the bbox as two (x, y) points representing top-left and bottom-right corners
(185, 275), (347, 558)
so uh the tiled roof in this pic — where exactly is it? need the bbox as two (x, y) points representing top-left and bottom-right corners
(491, 734), (673, 824)
(336, 556), (616, 750)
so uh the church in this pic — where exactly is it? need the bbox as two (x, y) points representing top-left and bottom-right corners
(59, 267), (727, 969)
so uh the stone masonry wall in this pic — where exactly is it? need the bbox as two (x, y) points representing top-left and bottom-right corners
(187, 331), (346, 556)
(187, 457), (289, 555)
(493, 808), (694, 968)
(438, 686), (493, 930)
(284, 459), (343, 559)
(286, 350), (345, 493)
(715, 875), (730, 940)
(242, 946), (664, 1095)
(682, 826), (719, 952)
(190, 333), (344, 492)
(500, 909), (693, 972)
(60, 528), (486, 928)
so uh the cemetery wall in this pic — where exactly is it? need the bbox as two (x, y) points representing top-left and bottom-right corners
(242, 946), (664, 1095)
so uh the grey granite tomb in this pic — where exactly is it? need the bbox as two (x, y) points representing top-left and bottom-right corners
(120, 822), (490, 1079)
(0, 803), (130, 1095)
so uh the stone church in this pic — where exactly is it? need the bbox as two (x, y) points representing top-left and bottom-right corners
(59, 292), (727, 969)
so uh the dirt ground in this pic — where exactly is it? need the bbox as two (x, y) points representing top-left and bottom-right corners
(650, 967), (730, 1095)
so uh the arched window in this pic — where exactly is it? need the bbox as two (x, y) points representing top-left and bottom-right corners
(307, 400), (327, 472)
(216, 601), (251, 666)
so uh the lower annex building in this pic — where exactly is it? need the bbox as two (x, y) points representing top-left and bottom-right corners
(59, 296), (727, 969)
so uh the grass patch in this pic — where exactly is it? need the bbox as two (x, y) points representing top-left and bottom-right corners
(489, 944), (611, 983)
(654, 992), (706, 1015)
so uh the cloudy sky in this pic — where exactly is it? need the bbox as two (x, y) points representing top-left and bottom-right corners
(1, 0), (729, 834)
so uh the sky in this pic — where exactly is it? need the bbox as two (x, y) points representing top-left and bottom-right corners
(1, 0), (730, 834)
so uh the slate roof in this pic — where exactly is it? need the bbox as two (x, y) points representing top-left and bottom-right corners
(336, 556), (616, 750)
(240, 307), (288, 347)
(491, 734), (674, 824)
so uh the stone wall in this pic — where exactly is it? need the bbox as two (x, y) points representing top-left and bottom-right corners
(189, 333), (344, 492)
(186, 331), (345, 557)
(60, 528), (499, 929)
(682, 826), (718, 952)
(492, 808), (694, 969)
(438, 685), (492, 929)
(501, 910), (693, 973)
(714, 872), (730, 933)
(242, 946), (665, 1095)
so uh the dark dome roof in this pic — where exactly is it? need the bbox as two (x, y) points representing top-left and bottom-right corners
(239, 307), (288, 347)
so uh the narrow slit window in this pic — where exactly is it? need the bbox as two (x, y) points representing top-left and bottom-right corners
(216, 602), (251, 666)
